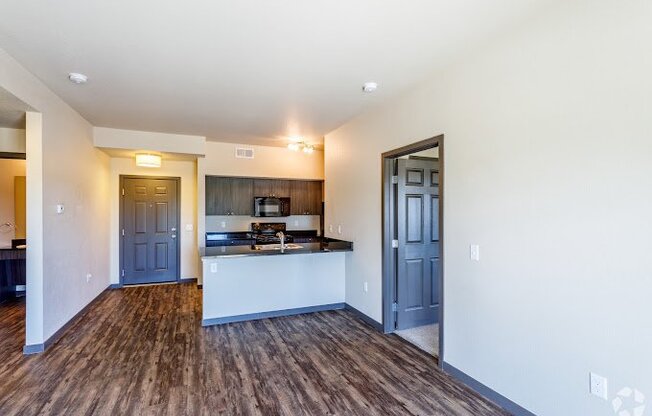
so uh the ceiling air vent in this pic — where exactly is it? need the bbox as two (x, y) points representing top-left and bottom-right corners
(235, 147), (254, 159)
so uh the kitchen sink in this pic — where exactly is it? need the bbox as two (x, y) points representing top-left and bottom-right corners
(254, 244), (304, 251)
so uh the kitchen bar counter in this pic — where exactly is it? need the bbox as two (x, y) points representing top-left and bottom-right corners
(200, 238), (352, 259)
(200, 239), (351, 326)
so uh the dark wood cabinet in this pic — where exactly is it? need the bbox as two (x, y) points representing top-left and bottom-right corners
(206, 176), (253, 215)
(207, 176), (321, 216)
(230, 178), (254, 215)
(291, 180), (322, 215)
(307, 181), (323, 215)
(254, 179), (289, 198)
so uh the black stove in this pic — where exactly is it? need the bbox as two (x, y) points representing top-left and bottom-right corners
(251, 222), (294, 245)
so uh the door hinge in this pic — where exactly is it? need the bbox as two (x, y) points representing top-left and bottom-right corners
(121, 229), (125, 236)
(121, 269), (125, 277)
(392, 302), (398, 312)
(391, 239), (399, 248)
(391, 175), (398, 184)
(122, 188), (125, 196)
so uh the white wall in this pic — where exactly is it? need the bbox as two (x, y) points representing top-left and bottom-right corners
(324, 1), (652, 415)
(0, 159), (26, 247)
(0, 127), (25, 153)
(0, 48), (111, 346)
(109, 157), (198, 283)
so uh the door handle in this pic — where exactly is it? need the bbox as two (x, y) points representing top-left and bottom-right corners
(171, 234), (177, 239)
(171, 227), (177, 232)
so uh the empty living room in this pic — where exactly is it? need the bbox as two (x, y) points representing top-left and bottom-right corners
(0, 0), (649, 415)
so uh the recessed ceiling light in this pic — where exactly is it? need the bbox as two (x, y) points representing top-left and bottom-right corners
(68, 72), (88, 84)
(362, 82), (378, 93)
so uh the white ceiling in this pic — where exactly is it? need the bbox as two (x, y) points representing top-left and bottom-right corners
(0, 0), (550, 147)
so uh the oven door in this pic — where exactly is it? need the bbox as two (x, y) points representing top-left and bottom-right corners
(254, 197), (283, 217)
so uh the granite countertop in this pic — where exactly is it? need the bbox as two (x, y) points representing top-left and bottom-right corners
(200, 238), (353, 259)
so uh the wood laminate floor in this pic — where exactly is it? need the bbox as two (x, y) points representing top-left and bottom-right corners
(0, 284), (509, 416)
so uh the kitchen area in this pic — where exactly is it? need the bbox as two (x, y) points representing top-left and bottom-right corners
(200, 176), (352, 325)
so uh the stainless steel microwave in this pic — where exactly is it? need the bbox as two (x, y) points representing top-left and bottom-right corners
(253, 197), (291, 217)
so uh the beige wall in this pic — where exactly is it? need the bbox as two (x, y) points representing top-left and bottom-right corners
(109, 158), (198, 283)
(0, 47), (111, 346)
(324, 0), (652, 415)
(0, 127), (25, 153)
(202, 141), (324, 179)
(94, 127), (205, 156)
(0, 159), (25, 247)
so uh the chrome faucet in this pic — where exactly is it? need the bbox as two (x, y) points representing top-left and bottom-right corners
(276, 231), (286, 252)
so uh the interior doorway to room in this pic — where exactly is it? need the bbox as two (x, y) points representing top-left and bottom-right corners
(120, 176), (181, 285)
(382, 135), (443, 362)
(0, 88), (29, 353)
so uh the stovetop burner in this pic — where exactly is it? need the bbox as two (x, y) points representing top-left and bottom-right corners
(251, 222), (294, 244)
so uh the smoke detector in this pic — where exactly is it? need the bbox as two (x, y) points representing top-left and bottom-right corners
(362, 82), (378, 93)
(68, 72), (88, 84)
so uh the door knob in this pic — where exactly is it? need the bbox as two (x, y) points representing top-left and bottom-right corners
(171, 234), (176, 239)
(171, 227), (177, 232)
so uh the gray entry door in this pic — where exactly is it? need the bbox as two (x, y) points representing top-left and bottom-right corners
(396, 158), (440, 330)
(122, 177), (179, 285)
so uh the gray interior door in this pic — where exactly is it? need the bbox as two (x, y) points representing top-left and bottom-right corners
(396, 157), (440, 330)
(122, 177), (179, 285)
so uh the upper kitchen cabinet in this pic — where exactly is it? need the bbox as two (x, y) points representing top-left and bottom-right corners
(254, 179), (290, 198)
(230, 178), (254, 214)
(291, 180), (323, 215)
(206, 176), (253, 215)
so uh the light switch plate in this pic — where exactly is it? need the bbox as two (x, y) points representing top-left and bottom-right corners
(470, 244), (480, 261)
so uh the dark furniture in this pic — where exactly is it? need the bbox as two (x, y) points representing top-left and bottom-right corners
(206, 176), (323, 216)
(0, 248), (26, 303)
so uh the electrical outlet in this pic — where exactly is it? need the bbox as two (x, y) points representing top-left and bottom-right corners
(220, 221), (226, 228)
(590, 372), (608, 400)
(294, 220), (299, 226)
(329, 224), (333, 233)
(210, 263), (218, 273)
(470, 244), (480, 261)
(363, 282), (368, 292)
(337, 225), (342, 235)
(86, 273), (92, 283)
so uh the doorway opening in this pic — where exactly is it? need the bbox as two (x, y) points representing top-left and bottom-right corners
(382, 135), (443, 363)
(0, 89), (31, 353)
(119, 175), (181, 286)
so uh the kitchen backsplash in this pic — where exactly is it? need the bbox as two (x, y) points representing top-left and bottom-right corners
(206, 215), (321, 234)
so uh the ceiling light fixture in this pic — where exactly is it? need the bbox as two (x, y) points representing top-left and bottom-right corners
(135, 153), (162, 168)
(68, 72), (88, 84)
(362, 82), (378, 93)
(287, 141), (315, 154)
